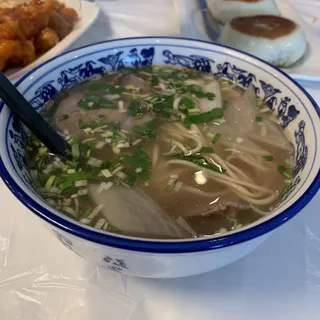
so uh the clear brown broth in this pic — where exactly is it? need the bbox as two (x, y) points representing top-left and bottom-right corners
(26, 66), (294, 238)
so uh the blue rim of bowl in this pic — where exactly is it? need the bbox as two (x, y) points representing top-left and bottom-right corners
(0, 37), (319, 254)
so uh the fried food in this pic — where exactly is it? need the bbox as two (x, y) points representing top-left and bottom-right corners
(35, 27), (59, 53)
(48, 11), (73, 39)
(0, 0), (78, 71)
(0, 39), (36, 70)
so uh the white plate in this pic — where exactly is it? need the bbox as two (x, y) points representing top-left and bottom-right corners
(189, 0), (320, 81)
(5, 0), (99, 82)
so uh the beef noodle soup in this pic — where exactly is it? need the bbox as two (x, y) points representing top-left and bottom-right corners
(25, 66), (294, 239)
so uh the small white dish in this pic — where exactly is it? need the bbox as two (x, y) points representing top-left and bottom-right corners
(190, 0), (320, 81)
(5, 0), (100, 82)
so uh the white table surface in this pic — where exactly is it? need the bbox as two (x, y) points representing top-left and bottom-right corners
(0, 1), (320, 319)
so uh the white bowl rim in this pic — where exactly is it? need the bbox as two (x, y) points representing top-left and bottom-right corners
(0, 36), (319, 254)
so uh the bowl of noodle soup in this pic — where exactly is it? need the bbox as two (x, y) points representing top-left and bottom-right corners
(0, 37), (319, 278)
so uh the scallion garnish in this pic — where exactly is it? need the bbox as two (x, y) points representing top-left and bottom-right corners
(211, 133), (222, 144)
(263, 155), (274, 162)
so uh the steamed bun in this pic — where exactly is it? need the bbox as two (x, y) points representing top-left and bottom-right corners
(218, 15), (307, 67)
(207, 0), (280, 24)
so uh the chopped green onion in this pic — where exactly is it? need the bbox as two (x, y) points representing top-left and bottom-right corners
(255, 116), (263, 122)
(199, 147), (214, 154)
(95, 142), (106, 149)
(67, 169), (76, 174)
(66, 160), (78, 168)
(187, 108), (201, 114)
(82, 208), (92, 218)
(62, 206), (77, 218)
(78, 189), (88, 196)
(211, 133), (222, 144)
(30, 169), (38, 180)
(97, 181), (114, 194)
(82, 138), (96, 144)
(95, 218), (107, 229)
(87, 157), (103, 167)
(181, 96), (195, 109)
(132, 119), (157, 140)
(45, 175), (56, 190)
(278, 165), (291, 179)
(71, 144), (80, 159)
(128, 99), (145, 117)
(74, 180), (88, 187)
(59, 180), (74, 191)
(263, 155), (274, 162)
(112, 146), (121, 154)
(101, 169), (112, 178)
(88, 204), (104, 219)
(184, 108), (224, 127)
(38, 147), (48, 155)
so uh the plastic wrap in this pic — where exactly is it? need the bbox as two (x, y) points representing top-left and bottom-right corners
(1, 0), (320, 319)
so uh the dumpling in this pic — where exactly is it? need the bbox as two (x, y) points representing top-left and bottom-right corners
(207, 0), (280, 24)
(218, 15), (307, 67)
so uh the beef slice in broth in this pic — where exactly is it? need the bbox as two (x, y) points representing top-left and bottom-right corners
(53, 74), (153, 134)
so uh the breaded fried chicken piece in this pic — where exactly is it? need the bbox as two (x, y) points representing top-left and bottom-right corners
(35, 27), (59, 53)
(11, 0), (57, 39)
(58, 6), (78, 24)
(0, 39), (36, 70)
(48, 11), (72, 39)
(0, 0), (78, 71)
(0, 20), (24, 40)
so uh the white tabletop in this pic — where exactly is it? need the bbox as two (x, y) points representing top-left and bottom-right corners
(0, 1), (320, 319)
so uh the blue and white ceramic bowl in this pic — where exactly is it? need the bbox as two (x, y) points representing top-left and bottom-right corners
(0, 37), (319, 278)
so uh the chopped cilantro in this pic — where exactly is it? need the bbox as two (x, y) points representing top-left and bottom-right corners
(278, 165), (292, 179)
(278, 165), (287, 175)
(121, 146), (152, 186)
(255, 116), (263, 122)
(132, 119), (158, 140)
(181, 96), (195, 109)
(57, 171), (101, 185)
(263, 155), (274, 162)
(80, 141), (96, 156)
(184, 108), (224, 127)
(100, 161), (112, 169)
(151, 95), (175, 118)
(199, 147), (214, 154)
(156, 69), (188, 82)
(79, 119), (108, 129)
(126, 170), (138, 186)
(61, 186), (78, 197)
(79, 93), (117, 110)
(211, 133), (222, 144)
(128, 99), (145, 117)
(180, 85), (215, 100)
(122, 145), (152, 170)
